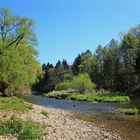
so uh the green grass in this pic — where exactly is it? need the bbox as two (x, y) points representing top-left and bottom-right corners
(117, 107), (139, 115)
(44, 92), (130, 102)
(0, 97), (32, 112)
(0, 115), (44, 140)
(41, 111), (48, 117)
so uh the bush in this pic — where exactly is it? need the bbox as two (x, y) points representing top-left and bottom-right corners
(0, 116), (44, 140)
(70, 73), (96, 93)
(54, 73), (96, 93)
(55, 81), (71, 91)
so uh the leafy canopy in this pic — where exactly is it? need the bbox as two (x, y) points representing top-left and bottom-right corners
(0, 8), (41, 93)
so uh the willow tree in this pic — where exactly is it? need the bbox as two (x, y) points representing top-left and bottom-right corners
(0, 8), (41, 96)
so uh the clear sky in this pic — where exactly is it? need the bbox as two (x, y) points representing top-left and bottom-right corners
(0, 0), (140, 65)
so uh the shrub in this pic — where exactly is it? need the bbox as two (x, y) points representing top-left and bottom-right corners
(55, 81), (71, 91)
(0, 115), (44, 140)
(70, 73), (96, 93)
(54, 73), (96, 93)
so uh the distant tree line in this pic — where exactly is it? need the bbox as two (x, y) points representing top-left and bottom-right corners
(33, 59), (72, 92)
(34, 24), (140, 93)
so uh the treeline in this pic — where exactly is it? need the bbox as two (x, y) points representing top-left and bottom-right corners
(34, 24), (140, 93)
(0, 8), (41, 96)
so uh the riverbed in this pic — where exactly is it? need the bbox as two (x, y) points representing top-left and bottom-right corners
(23, 95), (140, 140)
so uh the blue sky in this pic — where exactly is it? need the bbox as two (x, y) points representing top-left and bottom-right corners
(0, 0), (140, 65)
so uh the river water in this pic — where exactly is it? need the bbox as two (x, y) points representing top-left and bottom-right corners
(23, 95), (140, 140)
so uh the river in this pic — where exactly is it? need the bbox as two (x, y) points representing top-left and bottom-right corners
(23, 95), (140, 140)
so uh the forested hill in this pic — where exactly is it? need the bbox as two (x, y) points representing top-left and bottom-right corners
(34, 25), (140, 94)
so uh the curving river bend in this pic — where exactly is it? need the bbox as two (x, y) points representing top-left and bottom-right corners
(23, 95), (140, 140)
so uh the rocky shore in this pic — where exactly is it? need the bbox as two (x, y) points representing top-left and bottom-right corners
(0, 104), (123, 140)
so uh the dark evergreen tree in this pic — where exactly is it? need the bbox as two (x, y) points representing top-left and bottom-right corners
(72, 54), (81, 75)
(62, 59), (69, 70)
(55, 60), (61, 69)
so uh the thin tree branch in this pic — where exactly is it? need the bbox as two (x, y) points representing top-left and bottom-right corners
(6, 34), (24, 48)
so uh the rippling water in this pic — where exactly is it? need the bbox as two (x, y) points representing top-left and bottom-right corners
(23, 95), (140, 140)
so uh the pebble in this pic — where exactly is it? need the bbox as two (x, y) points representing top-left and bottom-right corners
(0, 104), (124, 140)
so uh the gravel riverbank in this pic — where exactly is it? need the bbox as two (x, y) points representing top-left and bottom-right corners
(0, 104), (123, 140)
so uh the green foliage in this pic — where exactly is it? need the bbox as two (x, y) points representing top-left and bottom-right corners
(0, 97), (32, 112)
(68, 93), (130, 102)
(117, 107), (139, 115)
(0, 8), (41, 94)
(44, 92), (130, 102)
(70, 73), (95, 93)
(34, 60), (72, 93)
(41, 111), (48, 117)
(55, 81), (71, 91)
(54, 73), (96, 93)
(0, 116), (44, 140)
(79, 50), (93, 73)
(72, 54), (82, 75)
(71, 23), (140, 91)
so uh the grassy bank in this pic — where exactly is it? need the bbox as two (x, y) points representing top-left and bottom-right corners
(44, 92), (130, 102)
(0, 96), (32, 112)
(0, 116), (44, 140)
(0, 97), (46, 139)
(117, 107), (139, 115)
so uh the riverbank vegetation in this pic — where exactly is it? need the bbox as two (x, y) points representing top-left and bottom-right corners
(44, 92), (130, 102)
(0, 116), (44, 140)
(55, 73), (96, 93)
(0, 97), (32, 112)
(117, 107), (139, 115)
(34, 23), (140, 96)
(44, 73), (130, 102)
(0, 97), (46, 139)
